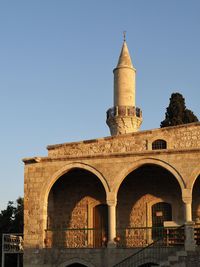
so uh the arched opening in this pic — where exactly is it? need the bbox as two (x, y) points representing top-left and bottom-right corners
(138, 263), (159, 267)
(192, 174), (200, 222)
(45, 168), (107, 248)
(117, 164), (183, 247)
(192, 173), (200, 246)
(67, 264), (88, 267)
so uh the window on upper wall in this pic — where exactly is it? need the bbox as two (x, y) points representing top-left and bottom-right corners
(152, 139), (167, 150)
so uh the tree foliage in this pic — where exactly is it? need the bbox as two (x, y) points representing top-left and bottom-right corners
(0, 197), (23, 234)
(160, 93), (198, 128)
(0, 197), (23, 267)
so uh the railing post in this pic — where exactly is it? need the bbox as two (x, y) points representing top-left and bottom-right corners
(107, 199), (117, 248)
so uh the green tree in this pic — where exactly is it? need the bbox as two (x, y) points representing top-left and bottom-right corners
(0, 198), (23, 267)
(161, 93), (198, 128)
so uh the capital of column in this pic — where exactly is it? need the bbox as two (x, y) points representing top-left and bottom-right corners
(107, 199), (117, 207)
(182, 188), (192, 204)
(183, 197), (192, 205)
(107, 193), (117, 206)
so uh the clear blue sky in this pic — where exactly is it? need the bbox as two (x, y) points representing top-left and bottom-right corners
(0, 0), (199, 210)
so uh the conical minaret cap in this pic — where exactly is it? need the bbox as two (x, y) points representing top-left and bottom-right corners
(116, 41), (135, 69)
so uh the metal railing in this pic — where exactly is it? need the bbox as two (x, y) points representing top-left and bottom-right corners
(45, 228), (107, 248)
(116, 226), (184, 248)
(194, 223), (200, 245)
(1, 233), (23, 267)
(113, 225), (185, 267)
(106, 106), (142, 120)
(45, 226), (185, 250)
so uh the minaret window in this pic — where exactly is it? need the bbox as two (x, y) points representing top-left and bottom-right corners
(152, 139), (167, 150)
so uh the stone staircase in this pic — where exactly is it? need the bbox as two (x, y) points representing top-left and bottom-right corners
(112, 248), (200, 267)
(159, 250), (200, 267)
(159, 250), (187, 266)
(112, 245), (182, 267)
(112, 224), (200, 267)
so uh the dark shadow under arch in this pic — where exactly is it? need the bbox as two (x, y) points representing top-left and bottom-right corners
(138, 263), (159, 267)
(46, 168), (107, 248)
(117, 164), (182, 227)
(67, 264), (88, 267)
(192, 174), (200, 221)
(117, 164), (183, 247)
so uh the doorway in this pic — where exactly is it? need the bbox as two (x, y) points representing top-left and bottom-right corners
(93, 204), (108, 247)
(152, 202), (172, 240)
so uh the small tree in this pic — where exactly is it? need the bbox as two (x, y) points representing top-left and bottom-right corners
(0, 198), (24, 267)
(161, 93), (198, 128)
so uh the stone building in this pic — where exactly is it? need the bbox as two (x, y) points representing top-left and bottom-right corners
(23, 38), (200, 267)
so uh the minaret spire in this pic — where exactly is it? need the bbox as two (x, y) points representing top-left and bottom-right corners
(116, 38), (134, 70)
(106, 36), (143, 136)
(123, 30), (126, 42)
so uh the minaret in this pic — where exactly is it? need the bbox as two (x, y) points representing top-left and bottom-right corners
(106, 34), (142, 135)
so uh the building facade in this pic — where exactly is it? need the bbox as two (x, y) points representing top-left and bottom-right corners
(23, 39), (200, 267)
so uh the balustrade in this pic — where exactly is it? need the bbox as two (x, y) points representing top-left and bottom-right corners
(44, 226), (186, 249)
(116, 226), (184, 248)
(44, 228), (107, 248)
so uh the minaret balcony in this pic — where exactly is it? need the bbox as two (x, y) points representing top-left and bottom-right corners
(106, 106), (142, 120)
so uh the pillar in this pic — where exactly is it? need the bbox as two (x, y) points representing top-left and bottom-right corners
(185, 202), (192, 222)
(107, 199), (117, 248)
(182, 189), (193, 222)
(182, 189), (196, 251)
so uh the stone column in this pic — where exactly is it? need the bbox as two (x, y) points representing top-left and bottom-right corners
(107, 199), (117, 248)
(182, 189), (193, 223)
(185, 202), (192, 222)
(182, 189), (196, 251)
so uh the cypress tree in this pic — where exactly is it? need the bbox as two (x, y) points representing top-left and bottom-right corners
(161, 93), (198, 128)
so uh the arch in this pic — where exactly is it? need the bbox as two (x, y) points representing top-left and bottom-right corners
(191, 168), (200, 221)
(58, 258), (95, 267)
(41, 162), (110, 208)
(114, 158), (185, 195)
(39, 162), (110, 246)
(116, 161), (184, 245)
(188, 166), (200, 191)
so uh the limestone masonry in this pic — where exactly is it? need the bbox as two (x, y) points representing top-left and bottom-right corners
(23, 38), (200, 267)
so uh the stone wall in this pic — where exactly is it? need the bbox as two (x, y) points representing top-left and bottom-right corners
(47, 122), (200, 158)
(23, 247), (139, 267)
(23, 123), (200, 266)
